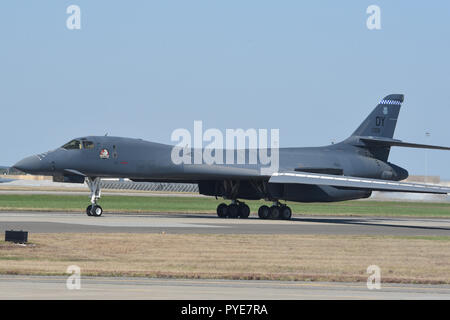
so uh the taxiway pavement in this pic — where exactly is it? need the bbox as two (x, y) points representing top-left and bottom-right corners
(0, 211), (449, 236)
(1, 275), (449, 299)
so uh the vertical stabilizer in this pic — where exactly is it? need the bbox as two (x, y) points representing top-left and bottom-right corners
(352, 94), (403, 139)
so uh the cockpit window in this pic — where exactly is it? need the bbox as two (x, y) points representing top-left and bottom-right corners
(83, 141), (94, 149)
(62, 140), (82, 150)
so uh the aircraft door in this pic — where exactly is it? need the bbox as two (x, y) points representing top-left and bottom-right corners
(112, 145), (118, 162)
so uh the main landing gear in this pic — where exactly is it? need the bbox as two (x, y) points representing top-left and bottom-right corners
(216, 200), (250, 219)
(86, 177), (103, 217)
(216, 200), (292, 220)
(257, 201), (292, 220)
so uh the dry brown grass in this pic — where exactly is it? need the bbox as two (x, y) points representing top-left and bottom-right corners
(0, 233), (449, 284)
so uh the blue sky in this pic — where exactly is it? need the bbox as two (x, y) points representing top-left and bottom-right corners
(1, 1), (450, 178)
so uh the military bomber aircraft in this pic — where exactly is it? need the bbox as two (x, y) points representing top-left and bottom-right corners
(13, 94), (450, 219)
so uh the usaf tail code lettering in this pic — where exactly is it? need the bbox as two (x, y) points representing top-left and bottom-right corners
(376, 116), (385, 127)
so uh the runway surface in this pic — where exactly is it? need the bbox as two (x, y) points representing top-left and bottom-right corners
(0, 211), (450, 236)
(0, 275), (449, 299)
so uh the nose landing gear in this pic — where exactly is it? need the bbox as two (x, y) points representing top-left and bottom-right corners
(86, 204), (103, 217)
(86, 177), (103, 217)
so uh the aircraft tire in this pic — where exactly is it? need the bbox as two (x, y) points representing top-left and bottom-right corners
(269, 205), (280, 220)
(280, 206), (292, 220)
(238, 203), (250, 219)
(216, 203), (228, 218)
(91, 205), (103, 217)
(228, 204), (239, 218)
(86, 205), (93, 216)
(258, 205), (270, 219)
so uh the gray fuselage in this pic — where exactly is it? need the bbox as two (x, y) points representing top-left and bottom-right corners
(14, 135), (408, 203)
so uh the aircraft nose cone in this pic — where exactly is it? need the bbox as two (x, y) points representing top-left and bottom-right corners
(13, 155), (42, 173)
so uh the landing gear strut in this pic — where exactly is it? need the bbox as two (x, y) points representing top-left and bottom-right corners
(86, 177), (103, 217)
(216, 200), (250, 219)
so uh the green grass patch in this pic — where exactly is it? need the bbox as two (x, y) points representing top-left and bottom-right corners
(0, 194), (449, 217)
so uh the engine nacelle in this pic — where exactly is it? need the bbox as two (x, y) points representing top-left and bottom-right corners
(269, 183), (372, 202)
(386, 162), (409, 181)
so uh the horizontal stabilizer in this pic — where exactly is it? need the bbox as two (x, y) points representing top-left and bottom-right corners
(270, 171), (450, 194)
(359, 136), (450, 150)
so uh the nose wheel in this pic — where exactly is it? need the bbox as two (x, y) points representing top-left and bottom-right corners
(86, 204), (103, 217)
(86, 177), (103, 217)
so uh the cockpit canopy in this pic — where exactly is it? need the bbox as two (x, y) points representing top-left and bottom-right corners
(62, 139), (94, 150)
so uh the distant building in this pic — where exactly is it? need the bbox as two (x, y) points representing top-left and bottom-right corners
(406, 175), (440, 184)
